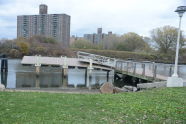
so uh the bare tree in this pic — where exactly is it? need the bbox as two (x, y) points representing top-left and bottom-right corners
(151, 25), (185, 53)
(101, 34), (121, 50)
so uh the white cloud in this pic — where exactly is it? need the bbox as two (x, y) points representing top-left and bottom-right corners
(0, 0), (185, 39)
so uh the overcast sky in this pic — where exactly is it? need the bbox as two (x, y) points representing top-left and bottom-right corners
(0, 0), (185, 39)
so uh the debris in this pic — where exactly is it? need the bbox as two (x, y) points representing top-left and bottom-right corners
(113, 87), (128, 93)
(100, 82), (114, 94)
(100, 83), (138, 94)
(137, 82), (166, 89)
(123, 85), (133, 91)
(123, 85), (138, 92)
(0, 84), (5, 91)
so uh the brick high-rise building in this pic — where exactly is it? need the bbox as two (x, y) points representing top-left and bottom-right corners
(84, 28), (113, 44)
(17, 4), (70, 47)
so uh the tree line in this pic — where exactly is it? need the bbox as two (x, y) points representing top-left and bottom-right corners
(71, 25), (186, 55)
(0, 25), (186, 62)
(0, 36), (75, 58)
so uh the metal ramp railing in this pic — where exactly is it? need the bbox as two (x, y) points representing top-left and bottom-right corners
(77, 51), (116, 67)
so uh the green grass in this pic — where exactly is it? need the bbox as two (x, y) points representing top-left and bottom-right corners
(0, 88), (186, 124)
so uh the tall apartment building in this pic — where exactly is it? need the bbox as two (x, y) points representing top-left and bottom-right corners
(17, 4), (70, 47)
(84, 34), (96, 43)
(84, 28), (112, 44)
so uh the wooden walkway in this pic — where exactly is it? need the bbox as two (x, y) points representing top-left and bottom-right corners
(21, 56), (113, 71)
(21, 52), (186, 83)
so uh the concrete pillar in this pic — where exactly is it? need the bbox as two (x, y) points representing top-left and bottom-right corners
(62, 67), (68, 87)
(106, 71), (110, 82)
(1, 72), (7, 87)
(35, 66), (40, 88)
(1, 55), (8, 87)
(87, 69), (93, 90)
(1, 57), (8, 73)
(87, 59), (93, 90)
(36, 66), (40, 74)
(35, 55), (41, 88)
(85, 68), (87, 86)
(62, 56), (68, 87)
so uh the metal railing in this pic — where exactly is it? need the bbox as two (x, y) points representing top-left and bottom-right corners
(115, 60), (186, 80)
(77, 51), (116, 67)
(77, 51), (186, 81)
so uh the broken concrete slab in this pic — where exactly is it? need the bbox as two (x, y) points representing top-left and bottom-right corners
(137, 82), (166, 89)
(113, 87), (128, 93)
(123, 85), (138, 92)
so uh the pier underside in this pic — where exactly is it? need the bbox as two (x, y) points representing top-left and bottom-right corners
(113, 70), (157, 88)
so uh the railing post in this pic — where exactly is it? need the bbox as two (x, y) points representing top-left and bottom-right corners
(169, 65), (172, 77)
(118, 61), (120, 70)
(115, 61), (117, 69)
(114, 59), (117, 68)
(133, 63), (136, 74)
(178, 65), (180, 76)
(115, 62), (118, 69)
(77, 51), (80, 58)
(121, 62), (123, 71)
(153, 65), (157, 79)
(142, 64), (145, 76)
(127, 62), (129, 73)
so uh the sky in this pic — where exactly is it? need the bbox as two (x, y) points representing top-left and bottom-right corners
(0, 0), (185, 39)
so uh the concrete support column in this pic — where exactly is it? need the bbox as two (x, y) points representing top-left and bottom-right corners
(1, 56), (8, 87)
(1, 72), (7, 87)
(87, 69), (92, 90)
(85, 68), (87, 86)
(87, 59), (93, 90)
(35, 66), (40, 88)
(106, 71), (110, 82)
(1, 57), (8, 73)
(62, 67), (68, 87)
(35, 55), (41, 88)
(62, 56), (68, 87)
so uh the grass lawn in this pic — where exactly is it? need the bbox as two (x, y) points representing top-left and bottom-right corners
(0, 88), (185, 124)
